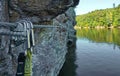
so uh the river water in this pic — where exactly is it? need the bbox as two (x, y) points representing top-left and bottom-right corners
(59, 28), (120, 76)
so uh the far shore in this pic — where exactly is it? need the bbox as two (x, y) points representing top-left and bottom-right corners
(74, 26), (120, 29)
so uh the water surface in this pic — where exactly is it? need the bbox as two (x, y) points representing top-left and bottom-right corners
(59, 28), (120, 76)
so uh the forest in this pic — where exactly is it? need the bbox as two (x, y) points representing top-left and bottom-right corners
(76, 4), (120, 28)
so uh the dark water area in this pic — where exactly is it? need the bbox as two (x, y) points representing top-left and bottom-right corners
(59, 28), (120, 76)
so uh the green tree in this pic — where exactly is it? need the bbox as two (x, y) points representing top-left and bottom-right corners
(76, 4), (120, 28)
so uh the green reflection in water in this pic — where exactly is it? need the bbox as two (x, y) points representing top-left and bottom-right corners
(76, 28), (120, 46)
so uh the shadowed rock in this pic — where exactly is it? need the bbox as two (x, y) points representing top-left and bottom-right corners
(9, 0), (79, 22)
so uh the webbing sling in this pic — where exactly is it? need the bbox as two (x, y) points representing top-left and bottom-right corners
(24, 21), (34, 76)
(24, 49), (32, 76)
(24, 24), (34, 76)
(16, 21), (34, 76)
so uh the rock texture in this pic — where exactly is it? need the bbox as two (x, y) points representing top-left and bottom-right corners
(0, 1), (14, 76)
(0, 0), (79, 76)
(11, 7), (76, 76)
(32, 7), (76, 76)
(9, 0), (79, 22)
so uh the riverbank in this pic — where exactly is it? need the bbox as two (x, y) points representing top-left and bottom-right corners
(74, 26), (120, 29)
(76, 5), (120, 29)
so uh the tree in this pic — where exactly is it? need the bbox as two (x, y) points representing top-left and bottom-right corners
(76, 4), (120, 27)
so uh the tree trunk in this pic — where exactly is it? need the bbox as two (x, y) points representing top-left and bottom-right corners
(0, 0), (14, 75)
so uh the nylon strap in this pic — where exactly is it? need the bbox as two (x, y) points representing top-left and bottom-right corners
(24, 49), (32, 76)
(24, 21), (33, 76)
(16, 20), (34, 76)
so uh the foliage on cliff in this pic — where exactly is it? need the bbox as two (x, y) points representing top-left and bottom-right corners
(76, 4), (120, 27)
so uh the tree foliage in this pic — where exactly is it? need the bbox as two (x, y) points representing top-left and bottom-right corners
(76, 4), (120, 27)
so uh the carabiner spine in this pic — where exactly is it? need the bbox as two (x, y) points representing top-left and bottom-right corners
(27, 30), (30, 49)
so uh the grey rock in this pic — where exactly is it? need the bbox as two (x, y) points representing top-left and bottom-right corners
(0, 0), (78, 76)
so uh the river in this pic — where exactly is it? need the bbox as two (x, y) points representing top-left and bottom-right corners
(59, 28), (120, 76)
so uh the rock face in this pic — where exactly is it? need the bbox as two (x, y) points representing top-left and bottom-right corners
(32, 7), (76, 76)
(0, 1), (15, 76)
(9, 0), (79, 22)
(0, 0), (79, 76)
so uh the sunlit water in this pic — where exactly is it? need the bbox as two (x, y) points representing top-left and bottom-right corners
(59, 28), (120, 76)
(76, 38), (120, 76)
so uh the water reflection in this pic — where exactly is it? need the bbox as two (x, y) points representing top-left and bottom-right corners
(75, 28), (120, 76)
(76, 28), (120, 48)
(59, 28), (120, 76)
(58, 45), (77, 76)
(76, 38), (120, 76)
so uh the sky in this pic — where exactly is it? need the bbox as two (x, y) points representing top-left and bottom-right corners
(75, 0), (120, 15)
